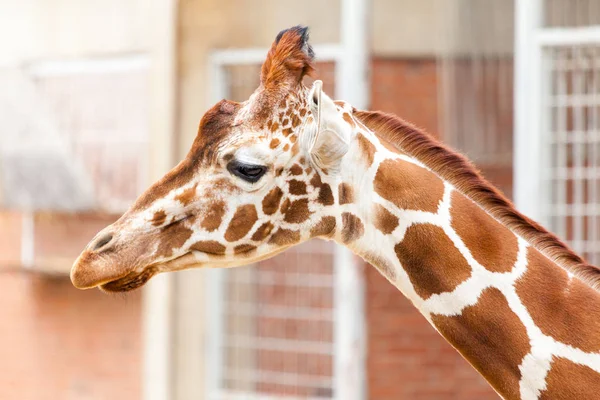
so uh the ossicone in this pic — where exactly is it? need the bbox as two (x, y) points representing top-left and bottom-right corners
(260, 25), (316, 88)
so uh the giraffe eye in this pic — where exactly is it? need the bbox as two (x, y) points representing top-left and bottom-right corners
(227, 160), (267, 183)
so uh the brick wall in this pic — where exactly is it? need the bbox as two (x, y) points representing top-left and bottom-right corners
(0, 211), (142, 400)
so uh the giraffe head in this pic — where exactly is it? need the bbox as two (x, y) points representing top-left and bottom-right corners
(70, 26), (356, 292)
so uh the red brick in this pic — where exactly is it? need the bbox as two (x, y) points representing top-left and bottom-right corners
(0, 272), (141, 399)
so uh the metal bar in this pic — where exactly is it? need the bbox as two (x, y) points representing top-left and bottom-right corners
(334, 1), (368, 399)
(210, 389), (331, 400)
(223, 369), (333, 389)
(550, 167), (600, 179)
(514, 0), (545, 222)
(556, 48), (567, 238)
(20, 212), (34, 269)
(143, 1), (177, 399)
(574, 46), (585, 250)
(225, 272), (334, 287)
(206, 269), (227, 398)
(591, 46), (600, 263)
(225, 336), (333, 355)
(538, 26), (600, 47)
(550, 130), (600, 143)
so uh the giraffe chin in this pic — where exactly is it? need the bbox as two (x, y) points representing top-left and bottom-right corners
(100, 266), (159, 293)
(99, 252), (203, 293)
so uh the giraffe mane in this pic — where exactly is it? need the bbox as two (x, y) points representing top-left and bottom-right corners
(354, 109), (600, 291)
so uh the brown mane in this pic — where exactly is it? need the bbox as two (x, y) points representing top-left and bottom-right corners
(354, 109), (600, 290)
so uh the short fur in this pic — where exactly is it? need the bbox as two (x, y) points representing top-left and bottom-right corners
(260, 25), (315, 88)
(354, 109), (600, 290)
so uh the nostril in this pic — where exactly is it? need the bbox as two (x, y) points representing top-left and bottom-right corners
(91, 232), (113, 252)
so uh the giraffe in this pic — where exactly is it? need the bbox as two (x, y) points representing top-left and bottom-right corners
(71, 26), (600, 399)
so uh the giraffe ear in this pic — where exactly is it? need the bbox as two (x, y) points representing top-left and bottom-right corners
(307, 81), (350, 170)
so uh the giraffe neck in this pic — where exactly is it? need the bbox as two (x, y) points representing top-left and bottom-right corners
(332, 118), (600, 399)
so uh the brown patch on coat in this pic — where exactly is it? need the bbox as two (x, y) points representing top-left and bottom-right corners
(270, 138), (281, 149)
(280, 198), (291, 214)
(338, 183), (354, 205)
(268, 228), (301, 246)
(310, 172), (322, 188)
(174, 184), (198, 206)
(224, 205), (258, 242)
(310, 216), (336, 238)
(318, 183), (334, 206)
(373, 204), (399, 235)
(156, 223), (194, 258)
(356, 133), (376, 167)
(540, 357), (600, 399)
(290, 142), (299, 156)
(451, 192), (518, 273)
(288, 180), (307, 195)
(262, 187), (283, 215)
(190, 240), (226, 256)
(270, 122), (280, 133)
(283, 144), (290, 151)
(395, 224), (471, 299)
(291, 113), (301, 128)
(234, 244), (257, 255)
(343, 113), (355, 128)
(290, 164), (303, 175)
(374, 159), (444, 213)
(282, 127), (293, 136)
(284, 199), (310, 223)
(431, 288), (530, 400)
(200, 200), (226, 232)
(341, 212), (364, 243)
(252, 222), (274, 241)
(516, 249), (600, 353)
(151, 210), (168, 227)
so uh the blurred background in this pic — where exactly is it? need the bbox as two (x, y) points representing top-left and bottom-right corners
(0, 0), (598, 399)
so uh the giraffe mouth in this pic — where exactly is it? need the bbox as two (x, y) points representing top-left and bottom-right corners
(100, 266), (159, 293)
(98, 251), (202, 292)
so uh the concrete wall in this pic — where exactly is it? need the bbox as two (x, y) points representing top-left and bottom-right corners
(0, 0), (151, 66)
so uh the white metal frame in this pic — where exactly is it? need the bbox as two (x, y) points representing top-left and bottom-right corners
(515, 0), (600, 223)
(205, 5), (368, 399)
(142, 0), (178, 400)
(514, 0), (545, 221)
